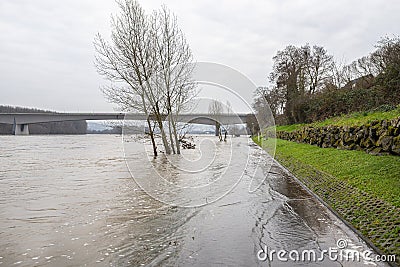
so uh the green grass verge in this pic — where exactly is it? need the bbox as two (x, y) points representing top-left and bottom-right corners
(253, 137), (400, 208)
(274, 106), (400, 132)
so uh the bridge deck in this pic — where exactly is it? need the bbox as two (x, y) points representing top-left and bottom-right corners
(0, 113), (251, 125)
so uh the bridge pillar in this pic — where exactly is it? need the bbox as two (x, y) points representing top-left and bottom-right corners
(215, 122), (220, 136)
(13, 124), (29, 135)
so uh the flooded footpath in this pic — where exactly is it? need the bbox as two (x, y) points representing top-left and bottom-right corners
(0, 135), (389, 266)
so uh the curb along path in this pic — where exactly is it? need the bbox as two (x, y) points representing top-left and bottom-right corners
(274, 153), (399, 266)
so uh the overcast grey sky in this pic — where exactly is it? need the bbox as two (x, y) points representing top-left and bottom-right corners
(0, 0), (399, 112)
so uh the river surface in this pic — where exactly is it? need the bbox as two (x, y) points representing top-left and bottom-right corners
(0, 135), (388, 266)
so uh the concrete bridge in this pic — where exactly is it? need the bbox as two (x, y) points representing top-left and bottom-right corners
(0, 112), (254, 135)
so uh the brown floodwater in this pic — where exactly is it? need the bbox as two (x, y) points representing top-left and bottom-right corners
(0, 135), (389, 266)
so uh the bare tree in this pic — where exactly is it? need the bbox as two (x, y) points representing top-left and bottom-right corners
(329, 59), (344, 89)
(304, 45), (333, 94)
(329, 58), (358, 89)
(223, 101), (233, 136)
(94, 0), (159, 156)
(254, 86), (285, 118)
(370, 36), (400, 72)
(94, 0), (194, 156)
(151, 6), (195, 154)
(269, 45), (307, 123)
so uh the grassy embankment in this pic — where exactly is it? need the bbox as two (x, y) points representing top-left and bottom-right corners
(274, 107), (400, 132)
(255, 137), (400, 207)
(254, 109), (400, 260)
(261, 108), (400, 207)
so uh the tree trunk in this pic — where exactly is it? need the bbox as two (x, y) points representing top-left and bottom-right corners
(153, 101), (171, 155)
(141, 95), (157, 157)
(146, 118), (157, 157)
(170, 114), (180, 154)
(215, 122), (220, 136)
(168, 116), (176, 154)
(157, 118), (171, 155)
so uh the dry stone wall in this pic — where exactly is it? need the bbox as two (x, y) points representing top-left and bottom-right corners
(275, 117), (400, 155)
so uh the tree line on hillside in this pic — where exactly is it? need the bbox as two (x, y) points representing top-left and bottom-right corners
(0, 105), (87, 135)
(254, 36), (400, 125)
(87, 127), (123, 134)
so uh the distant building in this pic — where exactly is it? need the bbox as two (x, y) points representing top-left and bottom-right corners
(343, 74), (374, 90)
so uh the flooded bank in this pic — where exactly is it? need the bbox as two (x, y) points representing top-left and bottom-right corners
(0, 135), (388, 266)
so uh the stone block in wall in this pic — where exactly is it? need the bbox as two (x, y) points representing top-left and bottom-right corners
(390, 117), (400, 128)
(387, 126), (396, 136)
(371, 120), (380, 126)
(391, 136), (400, 155)
(355, 129), (365, 144)
(368, 127), (379, 145)
(367, 147), (384, 155)
(360, 138), (375, 149)
(344, 143), (357, 150)
(381, 119), (388, 130)
(377, 135), (394, 152)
